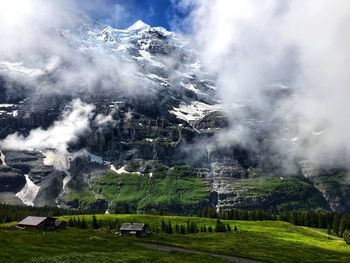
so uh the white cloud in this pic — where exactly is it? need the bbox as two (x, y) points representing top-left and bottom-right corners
(174, 0), (350, 167)
(0, 0), (145, 101)
(0, 99), (94, 159)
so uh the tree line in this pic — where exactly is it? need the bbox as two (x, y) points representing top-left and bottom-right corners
(67, 215), (120, 230)
(200, 206), (350, 238)
(159, 219), (236, 234)
(67, 216), (238, 235)
(0, 204), (85, 224)
(2, 203), (350, 240)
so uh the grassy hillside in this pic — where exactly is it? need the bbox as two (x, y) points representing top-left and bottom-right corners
(64, 162), (331, 214)
(58, 214), (350, 262)
(226, 177), (329, 211)
(75, 169), (210, 214)
(2, 214), (350, 262)
(0, 227), (228, 263)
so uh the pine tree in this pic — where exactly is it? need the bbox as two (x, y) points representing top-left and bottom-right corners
(215, 219), (226, 232)
(226, 224), (231, 232)
(180, 225), (186, 234)
(167, 220), (173, 234)
(190, 222), (195, 233)
(68, 218), (74, 227)
(234, 226), (238, 233)
(339, 216), (347, 237)
(333, 214), (341, 237)
(327, 224), (332, 237)
(115, 219), (120, 230)
(344, 231), (350, 245)
(81, 217), (87, 229)
(92, 215), (99, 229)
(161, 219), (166, 233)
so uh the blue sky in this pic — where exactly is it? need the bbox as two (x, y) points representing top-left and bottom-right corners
(77, 0), (190, 30)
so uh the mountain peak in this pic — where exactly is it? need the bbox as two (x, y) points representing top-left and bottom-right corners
(127, 20), (150, 31)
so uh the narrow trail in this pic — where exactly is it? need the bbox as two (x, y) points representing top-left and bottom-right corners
(134, 242), (265, 263)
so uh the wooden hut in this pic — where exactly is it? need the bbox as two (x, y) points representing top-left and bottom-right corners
(16, 216), (56, 231)
(120, 223), (147, 237)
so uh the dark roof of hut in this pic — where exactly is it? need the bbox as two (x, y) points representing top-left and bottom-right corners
(120, 223), (145, 231)
(17, 216), (48, 226)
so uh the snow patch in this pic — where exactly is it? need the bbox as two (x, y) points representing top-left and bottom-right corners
(111, 165), (127, 174)
(0, 104), (14, 108)
(128, 20), (150, 31)
(147, 74), (167, 82)
(170, 101), (222, 123)
(0, 150), (6, 166)
(116, 44), (128, 51)
(139, 50), (152, 59)
(16, 175), (40, 207)
(182, 82), (206, 95)
(111, 165), (141, 175)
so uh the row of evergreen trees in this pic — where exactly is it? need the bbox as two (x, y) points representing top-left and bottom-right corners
(68, 215), (122, 230)
(327, 214), (350, 238)
(0, 204), (84, 224)
(2, 203), (349, 239)
(200, 206), (350, 237)
(201, 206), (278, 221)
(68, 216), (238, 235)
(160, 219), (237, 234)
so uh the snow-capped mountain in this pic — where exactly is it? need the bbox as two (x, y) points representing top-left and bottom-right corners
(0, 19), (349, 214)
(0, 18), (219, 124)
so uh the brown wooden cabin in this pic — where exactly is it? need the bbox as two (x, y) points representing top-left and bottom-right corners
(16, 216), (68, 231)
(16, 216), (56, 231)
(120, 223), (147, 237)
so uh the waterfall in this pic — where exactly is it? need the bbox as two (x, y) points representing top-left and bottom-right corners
(62, 171), (71, 192)
(0, 150), (6, 166)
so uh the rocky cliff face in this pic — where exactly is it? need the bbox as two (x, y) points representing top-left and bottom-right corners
(0, 19), (349, 213)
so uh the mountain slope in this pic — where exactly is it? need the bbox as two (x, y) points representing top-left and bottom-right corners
(0, 19), (349, 213)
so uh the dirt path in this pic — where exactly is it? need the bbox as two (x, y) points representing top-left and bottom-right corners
(134, 242), (265, 263)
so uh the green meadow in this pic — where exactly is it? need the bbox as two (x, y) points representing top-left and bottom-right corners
(1, 214), (350, 262)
